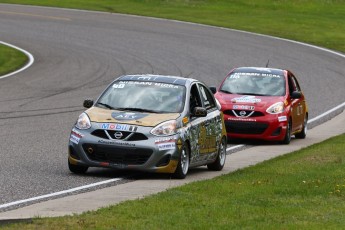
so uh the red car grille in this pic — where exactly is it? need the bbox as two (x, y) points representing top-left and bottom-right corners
(223, 110), (264, 117)
(225, 121), (268, 134)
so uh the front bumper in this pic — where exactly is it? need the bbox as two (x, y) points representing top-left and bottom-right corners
(68, 125), (181, 173)
(224, 114), (288, 141)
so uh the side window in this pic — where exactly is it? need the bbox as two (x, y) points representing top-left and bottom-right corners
(291, 75), (301, 92)
(189, 84), (202, 113)
(198, 84), (216, 110)
(288, 75), (296, 94)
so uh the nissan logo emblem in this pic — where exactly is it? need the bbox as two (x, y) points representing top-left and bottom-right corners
(114, 132), (123, 139)
(239, 111), (247, 117)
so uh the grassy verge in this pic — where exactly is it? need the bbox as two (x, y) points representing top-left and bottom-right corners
(0, 0), (344, 53)
(3, 134), (345, 229)
(0, 44), (28, 76)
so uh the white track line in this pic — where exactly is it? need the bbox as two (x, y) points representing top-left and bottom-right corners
(309, 102), (345, 123)
(0, 41), (34, 80)
(0, 178), (122, 209)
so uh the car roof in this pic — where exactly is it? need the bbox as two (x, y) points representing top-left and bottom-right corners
(117, 74), (194, 86)
(233, 67), (286, 76)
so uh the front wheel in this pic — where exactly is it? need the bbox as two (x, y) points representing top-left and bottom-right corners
(68, 160), (88, 174)
(207, 137), (227, 171)
(172, 143), (190, 179)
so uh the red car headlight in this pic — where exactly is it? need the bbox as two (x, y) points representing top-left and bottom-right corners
(266, 102), (284, 114)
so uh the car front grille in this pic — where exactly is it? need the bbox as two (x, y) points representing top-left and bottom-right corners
(91, 130), (148, 141)
(83, 144), (152, 165)
(225, 121), (268, 134)
(223, 110), (264, 117)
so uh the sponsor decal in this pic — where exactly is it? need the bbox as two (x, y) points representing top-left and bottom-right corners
(70, 135), (80, 144)
(100, 123), (137, 132)
(233, 105), (255, 110)
(233, 72), (261, 76)
(116, 81), (179, 89)
(157, 142), (176, 151)
(111, 112), (148, 121)
(98, 140), (135, 147)
(231, 96), (261, 103)
(70, 129), (84, 144)
(153, 83), (179, 88)
(155, 137), (176, 144)
(278, 116), (287, 122)
(228, 118), (257, 122)
(71, 128), (84, 138)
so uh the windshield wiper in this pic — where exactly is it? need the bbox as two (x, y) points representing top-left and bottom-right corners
(236, 93), (265, 96)
(97, 102), (115, 110)
(220, 89), (233, 94)
(115, 107), (158, 113)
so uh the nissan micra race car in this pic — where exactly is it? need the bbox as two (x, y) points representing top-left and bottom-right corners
(211, 67), (308, 144)
(68, 74), (227, 179)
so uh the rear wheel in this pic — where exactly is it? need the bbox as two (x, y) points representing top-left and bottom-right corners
(281, 119), (292, 144)
(68, 160), (88, 174)
(295, 115), (308, 139)
(172, 143), (190, 179)
(207, 137), (227, 171)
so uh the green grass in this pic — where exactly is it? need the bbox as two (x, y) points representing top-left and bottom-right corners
(0, 44), (28, 76)
(3, 134), (345, 229)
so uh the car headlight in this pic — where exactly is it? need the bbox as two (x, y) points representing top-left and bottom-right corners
(266, 102), (284, 114)
(151, 120), (177, 136)
(76, 113), (91, 130)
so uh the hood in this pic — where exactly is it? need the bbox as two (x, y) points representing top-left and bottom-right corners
(86, 107), (180, 127)
(216, 92), (285, 109)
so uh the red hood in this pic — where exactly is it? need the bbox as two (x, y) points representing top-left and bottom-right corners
(215, 92), (286, 110)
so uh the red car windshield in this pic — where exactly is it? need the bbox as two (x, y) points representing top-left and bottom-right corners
(220, 72), (286, 96)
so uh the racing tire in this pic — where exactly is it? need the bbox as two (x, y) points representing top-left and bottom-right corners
(68, 160), (88, 174)
(295, 115), (308, 139)
(207, 136), (227, 171)
(281, 119), (292, 145)
(172, 142), (190, 179)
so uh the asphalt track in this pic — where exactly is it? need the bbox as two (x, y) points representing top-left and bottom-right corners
(0, 4), (344, 213)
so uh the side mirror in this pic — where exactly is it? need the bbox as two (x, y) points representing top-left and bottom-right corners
(83, 99), (94, 108)
(192, 107), (207, 117)
(209, 86), (217, 94)
(291, 91), (302, 99)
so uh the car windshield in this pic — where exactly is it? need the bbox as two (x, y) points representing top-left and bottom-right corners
(96, 80), (186, 113)
(220, 72), (286, 96)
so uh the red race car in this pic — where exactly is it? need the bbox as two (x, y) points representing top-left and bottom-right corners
(211, 67), (308, 144)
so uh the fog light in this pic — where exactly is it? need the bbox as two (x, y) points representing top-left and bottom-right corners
(87, 147), (94, 154)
